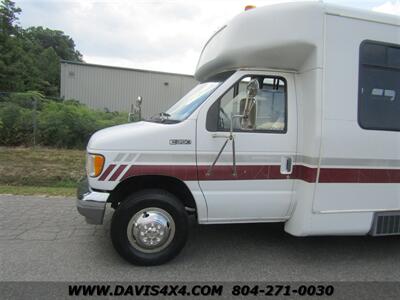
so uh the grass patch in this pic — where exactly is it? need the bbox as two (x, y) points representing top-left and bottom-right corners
(0, 185), (76, 197)
(0, 147), (85, 187)
(0, 147), (85, 196)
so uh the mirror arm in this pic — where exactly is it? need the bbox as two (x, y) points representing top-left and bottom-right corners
(206, 138), (229, 176)
(231, 134), (237, 176)
(230, 114), (242, 176)
(207, 114), (242, 177)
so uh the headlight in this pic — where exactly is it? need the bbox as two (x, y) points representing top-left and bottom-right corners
(86, 153), (105, 177)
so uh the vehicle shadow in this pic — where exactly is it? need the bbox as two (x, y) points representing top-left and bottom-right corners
(185, 218), (400, 266)
(100, 209), (400, 281)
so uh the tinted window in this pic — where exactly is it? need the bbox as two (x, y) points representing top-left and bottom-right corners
(362, 43), (386, 65)
(358, 41), (400, 131)
(388, 47), (400, 68)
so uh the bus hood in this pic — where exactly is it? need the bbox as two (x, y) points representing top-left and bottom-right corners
(87, 120), (196, 152)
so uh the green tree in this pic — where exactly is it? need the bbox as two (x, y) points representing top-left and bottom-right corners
(24, 26), (83, 62)
(0, 0), (21, 36)
(0, 0), (25, 91)
(0, 1), (83, 95)
(36, 47), (60, 95)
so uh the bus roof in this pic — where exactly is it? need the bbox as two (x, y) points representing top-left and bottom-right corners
(194, 1), (399, 82)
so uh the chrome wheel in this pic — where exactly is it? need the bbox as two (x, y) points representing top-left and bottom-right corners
(127, 207), (175, 253)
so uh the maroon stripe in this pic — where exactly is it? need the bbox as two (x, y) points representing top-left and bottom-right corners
(109, 165), (128, 181)
(121, 165), (306, 181)
(98, 164), (116, 181)
(120, 165), (135, 181)
(197, 165), (290, 180)
(293, 165), (318, 183)
(117, 164), (400, 183)
(121, 165), (198, 181)
(319, 168), (400, 183)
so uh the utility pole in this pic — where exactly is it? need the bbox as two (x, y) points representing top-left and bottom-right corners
(32, 97), (37, 149)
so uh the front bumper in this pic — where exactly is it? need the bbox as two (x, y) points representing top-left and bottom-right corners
(76, 178), (109, 225)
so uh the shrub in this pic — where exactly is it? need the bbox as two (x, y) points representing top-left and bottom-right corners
(0, 91), (130, 148)
(7, 91), (46, 109)
(0, 101), (33, 146)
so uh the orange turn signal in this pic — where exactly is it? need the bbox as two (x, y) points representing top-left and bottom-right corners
(245, 5), (256, 11)
(87, 154), (105, 177)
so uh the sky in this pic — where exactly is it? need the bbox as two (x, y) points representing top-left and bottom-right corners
(17, 0), (400, 75)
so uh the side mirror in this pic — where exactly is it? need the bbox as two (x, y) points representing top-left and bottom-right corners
(239, 79), (259, 129)
(129, 96), (142, 122)
(136, 96), (142, 106)
(246, 79), (259, 98)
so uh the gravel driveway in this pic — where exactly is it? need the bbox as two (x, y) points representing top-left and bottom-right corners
(1, 195), (400, 282)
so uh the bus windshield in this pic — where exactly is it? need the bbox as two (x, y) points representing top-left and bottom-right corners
(149, 81), (221, 123)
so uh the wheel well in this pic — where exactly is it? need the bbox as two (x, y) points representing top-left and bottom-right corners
(108, 175), (197, 212)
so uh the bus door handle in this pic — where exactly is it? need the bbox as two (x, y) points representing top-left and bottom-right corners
(280, 156), (293, 174)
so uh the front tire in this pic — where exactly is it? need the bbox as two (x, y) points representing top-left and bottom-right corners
(111, 189), (188, 266)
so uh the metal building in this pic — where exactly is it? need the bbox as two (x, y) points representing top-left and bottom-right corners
(60, 60), (198, 118)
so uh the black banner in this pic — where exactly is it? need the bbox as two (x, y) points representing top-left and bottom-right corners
(1, 281), (400, 300)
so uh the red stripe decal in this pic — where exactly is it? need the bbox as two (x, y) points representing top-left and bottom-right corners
(293, 165), (318, 183)
(121, 165), (198, 181)
(319, 168), (400, 183)
(118, 164), (400, 183)
(121, 165), (294, 181)
(98, 164), (116, 181)
(109, 165), (128, 181)
(197, 165), (290, 180)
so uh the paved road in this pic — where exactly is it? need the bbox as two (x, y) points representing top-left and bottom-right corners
(1, 195), (400, 282)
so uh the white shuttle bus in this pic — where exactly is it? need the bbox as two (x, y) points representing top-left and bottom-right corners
(77, 2), (400, 265)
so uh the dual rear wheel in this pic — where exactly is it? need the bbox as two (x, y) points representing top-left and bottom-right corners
(110, 189), (189, 266)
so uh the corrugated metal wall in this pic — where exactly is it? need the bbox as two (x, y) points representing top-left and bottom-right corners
(60, 61), (198, 118)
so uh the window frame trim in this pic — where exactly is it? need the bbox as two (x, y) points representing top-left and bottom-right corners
(206, 74), (288, 134)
